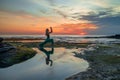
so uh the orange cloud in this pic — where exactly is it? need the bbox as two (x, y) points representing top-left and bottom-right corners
(0, 11), (58, 35)
(0, 11), (98, 35)
(53, 23), (98, 35)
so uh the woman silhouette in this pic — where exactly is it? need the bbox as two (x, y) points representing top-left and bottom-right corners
(46, 27), (52, 39)
(39, 27), (54, 48)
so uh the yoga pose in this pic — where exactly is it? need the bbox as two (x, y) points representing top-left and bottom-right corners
(39, 27), (54, 48)
(39, 27), (54, 66)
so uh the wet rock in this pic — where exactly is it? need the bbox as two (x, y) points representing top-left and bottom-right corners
(0, 38), (16, 68)
(0, 37), (4, 48)
(0, 37), (3, 42)
(66, 44), (120, 80)
(0, 37), (16, 53)
(0, 45), (16, 68)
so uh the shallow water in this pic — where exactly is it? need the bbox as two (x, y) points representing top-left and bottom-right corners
(0, 48), (88, 80)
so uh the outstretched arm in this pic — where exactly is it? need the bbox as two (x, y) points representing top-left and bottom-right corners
(49, 27), (53, 33)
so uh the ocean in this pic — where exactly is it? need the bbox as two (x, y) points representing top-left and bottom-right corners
(0, 35), (120, 43)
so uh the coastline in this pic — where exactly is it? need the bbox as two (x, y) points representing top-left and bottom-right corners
(1, 39), (120, 80)
(66, 44), (120, 80)
(0, 40), (90, 68)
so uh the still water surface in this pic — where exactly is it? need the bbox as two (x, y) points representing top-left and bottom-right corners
(0, 48), (88, 80)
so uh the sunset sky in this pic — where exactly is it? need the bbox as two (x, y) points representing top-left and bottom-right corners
(0, 0), (120, 35)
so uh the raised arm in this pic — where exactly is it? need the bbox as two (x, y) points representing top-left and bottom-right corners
(49, 27), (53, 33)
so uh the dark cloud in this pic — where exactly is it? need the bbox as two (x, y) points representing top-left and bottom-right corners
(39, 8), (48, 14)
(54, 9), (68, 18)
(69, 7), (120, 35)
(81, 12), (120, 35)
(72, 7), (120, 21)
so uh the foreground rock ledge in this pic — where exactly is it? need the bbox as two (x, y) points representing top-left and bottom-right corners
(0, 43), (36, 68)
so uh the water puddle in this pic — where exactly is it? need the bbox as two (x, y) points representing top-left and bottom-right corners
(0, 48), (88, 80)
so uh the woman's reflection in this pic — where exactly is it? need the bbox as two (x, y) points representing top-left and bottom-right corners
(40, 47), (54, 66)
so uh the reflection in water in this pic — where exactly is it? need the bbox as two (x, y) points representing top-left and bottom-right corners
(39, 38), (54, 66)
(0, 48), (89, 80)
(39, 46), (54, 66)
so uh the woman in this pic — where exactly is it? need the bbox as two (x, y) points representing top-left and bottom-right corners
(39, 27), (54, 66)
(39, 27), (54, 48)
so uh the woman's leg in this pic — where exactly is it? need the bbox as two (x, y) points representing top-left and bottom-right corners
(39, 40), (47, 49)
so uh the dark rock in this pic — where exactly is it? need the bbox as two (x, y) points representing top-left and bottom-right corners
(107, 34), (120, 39)
(0, 37), (3, 42)
(66, 44), (120, 80)
(0, 37), (15, 51)
(0, 43), (16, 53)
(0, 37), (4, 48)
(0, 42), (16, 68)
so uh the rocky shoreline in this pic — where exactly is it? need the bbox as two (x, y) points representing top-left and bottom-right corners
(66, 44), (120, 80)
(0, 38), (37, 68)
